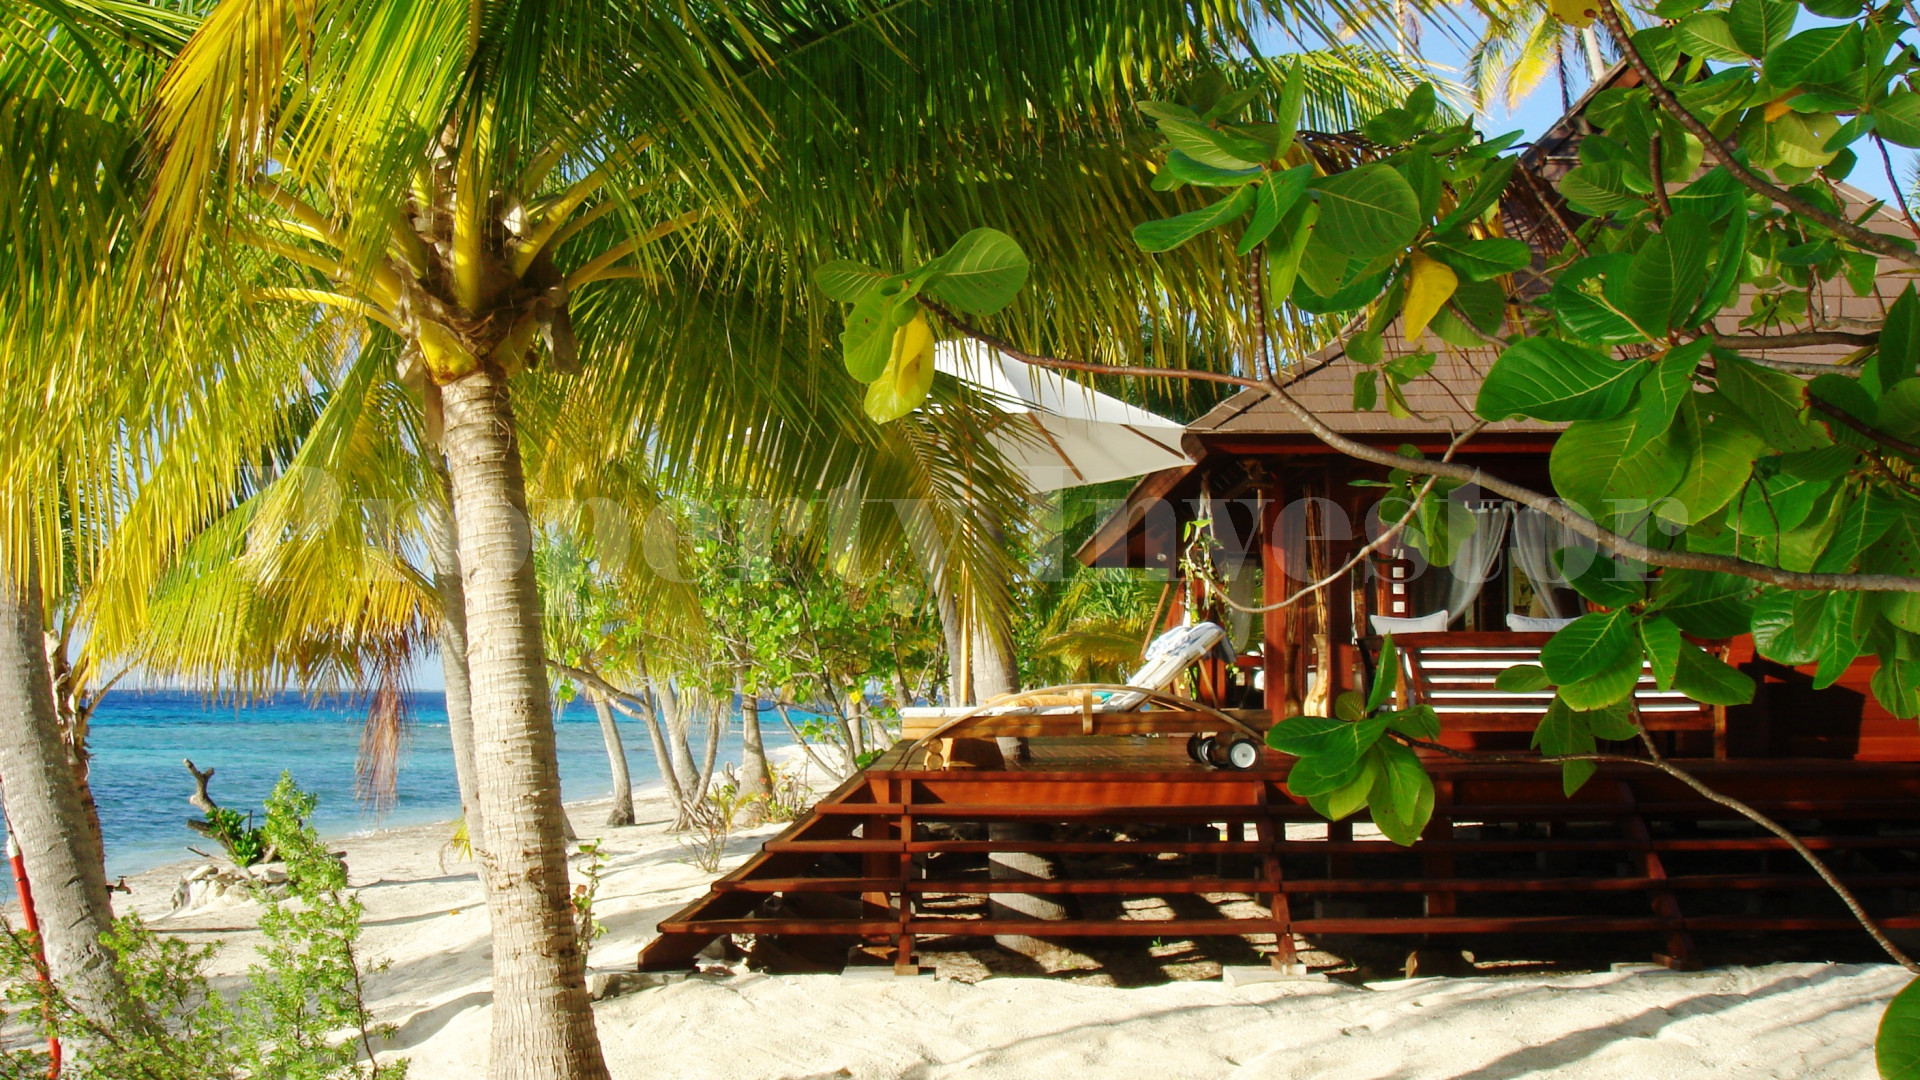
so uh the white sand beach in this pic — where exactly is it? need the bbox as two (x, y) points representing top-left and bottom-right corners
(103, 785), (1909, 1080)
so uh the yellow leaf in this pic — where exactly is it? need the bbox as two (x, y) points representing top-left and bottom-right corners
(1402, 252), (1458, 343)
(1548, 0), (1594, 27)
(864, 312), (938, 423)
(1763, 93), (1797, 122)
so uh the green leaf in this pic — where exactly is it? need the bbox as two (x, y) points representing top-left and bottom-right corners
(1585, 701), (1642, 742)
(1425, 235), (1532, 282)
(1619, 212), (1710, 338)
(1352, 369), (1378, 411)
(1495, 664), (1553, 692)
(1157, 117), (1266, 170)
(1370, 739), (1435, 846)
(1763, 26), (1863, 90)
(1634, 341), (1709, 449)
(1559, 162), (1645, 214)
(1731, 470), (1830, 535)
(1553, 254), (1647, 345)
(1266, 713), (1353, 757)
(1541, 609), (1638, 686)
(1716, 354), (1832, 452)
(1237, 164), (1312, 256)
(1477, 339), (1643, 422)
(1308, 165), (1422, 259)
(1671, 642), (1756, 705)
(1273, 60), (1308, 159)
(1270, 710), (1388, 769)
(1138, 101), (1200, 124)
(1648, 570), (1756, 638)
(1433, 158), (1517, 234)
(1814, 486), (1898, 575)
(921, 229), (1029, 315)
(1871, 287), (1920, 396)
(1286, 750), (1370, 800)
(1864, 506), (1920, 632)
(1160, 150), (1263, 188)
(1549, 409), (1690, 523)
(1751, 588), (1828, 665)
(1687, 204), (1748, 327)
(814, 260), (891, 303)
(1558, 550), (1646, 609)
(1727, 0), (1795, 56)
(1367, 633), (1399, 713)
(1676, 11), (1746, 61)
(1323, 754), (1379, 820)
(1386, 704), (1441, 741)
(1558, 644), (1645, 710)
(1266, 201), (1318, 302)
(1873, 659), (1920, 720)
(1133, 186), (1258, 253)
(1532, 698), (1599, 795)
(840, 290), (906, 382)
(1661, 392), (1764, 526)
(1873, 92), (1920, 149)
(1642, 616), (1683, 689)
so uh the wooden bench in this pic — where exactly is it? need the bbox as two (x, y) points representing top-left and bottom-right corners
(1381, 632), (1726, 758)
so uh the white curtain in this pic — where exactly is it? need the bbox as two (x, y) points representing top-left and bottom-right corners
(1445, 504), (1513, 622)
(1510, 506), (1592, 618)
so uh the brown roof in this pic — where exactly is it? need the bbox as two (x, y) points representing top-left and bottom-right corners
(1184, 345), (1557, 451)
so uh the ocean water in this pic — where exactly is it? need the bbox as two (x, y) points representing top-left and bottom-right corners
(55, 689), (789, 883)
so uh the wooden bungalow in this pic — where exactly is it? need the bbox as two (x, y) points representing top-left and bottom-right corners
(640, 71), (1920, 976)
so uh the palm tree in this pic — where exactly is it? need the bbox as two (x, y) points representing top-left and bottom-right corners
(1465, 0), (1619, 113)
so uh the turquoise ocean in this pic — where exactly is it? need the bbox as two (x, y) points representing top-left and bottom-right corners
(59, 690), (787, 883)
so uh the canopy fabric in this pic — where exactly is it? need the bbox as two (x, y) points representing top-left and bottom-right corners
(937, 340), (1190, 491)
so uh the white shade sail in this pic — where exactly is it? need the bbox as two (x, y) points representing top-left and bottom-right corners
(936, 340), (1190, 491)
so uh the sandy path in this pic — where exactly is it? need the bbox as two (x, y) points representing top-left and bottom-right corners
(105, 786), (1906, 1079)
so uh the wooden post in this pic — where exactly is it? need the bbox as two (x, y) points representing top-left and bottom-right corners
(1261, 485), (1296, 718)
(1423, 780), (1456, 917)
(863, 775), (892, 945)
(895, 777), (917, 974)
(1257, 780), (1296, 967)
(1617, 780), (1697, 970)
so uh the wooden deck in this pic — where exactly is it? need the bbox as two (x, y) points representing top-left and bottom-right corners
(639, 737), (1920, 974)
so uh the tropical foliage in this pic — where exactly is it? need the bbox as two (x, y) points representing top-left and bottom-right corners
(818, 6), (1920, 1068)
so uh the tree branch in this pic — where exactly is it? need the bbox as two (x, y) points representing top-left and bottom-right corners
(1712, 330), (1878, 350)
(1806, 397), (1920, 462)
(1596, 0), (1920, 269)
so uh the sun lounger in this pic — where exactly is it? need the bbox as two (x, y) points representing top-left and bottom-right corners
(899, 622), (1265, 769)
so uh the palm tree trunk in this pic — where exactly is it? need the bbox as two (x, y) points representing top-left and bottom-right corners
(647, 667), (698, 794)
(439, 369), (609, 1080)
(735, 668), (770, 824)
(425, 464), (484, 843)
(587, 690), (633, 827)
(0, 554), (122, 1025)
(609, 694), (683, 808)
(964, 604), (1070, 957)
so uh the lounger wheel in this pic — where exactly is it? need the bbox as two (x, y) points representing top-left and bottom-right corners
(1193, 735), (1218, 767)
(1224, 737), (1261, 771)
(1186, 733), (1205, 763)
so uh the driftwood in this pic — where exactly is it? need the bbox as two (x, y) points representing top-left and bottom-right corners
(182, 759), (275, 866)
(184, 759), (218, 816)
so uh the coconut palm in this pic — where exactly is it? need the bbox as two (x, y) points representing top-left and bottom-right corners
(1464, 0), (1619, 113)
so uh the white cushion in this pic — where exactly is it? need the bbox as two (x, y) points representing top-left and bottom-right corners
(1507, 613), (1577, 632)
(1369, 611), (1448, 635)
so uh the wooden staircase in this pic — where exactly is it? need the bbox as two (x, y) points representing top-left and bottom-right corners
(639, 739), (1920, 974)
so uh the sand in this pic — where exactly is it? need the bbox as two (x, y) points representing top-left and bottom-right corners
(106, 782), (1910, 1080)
